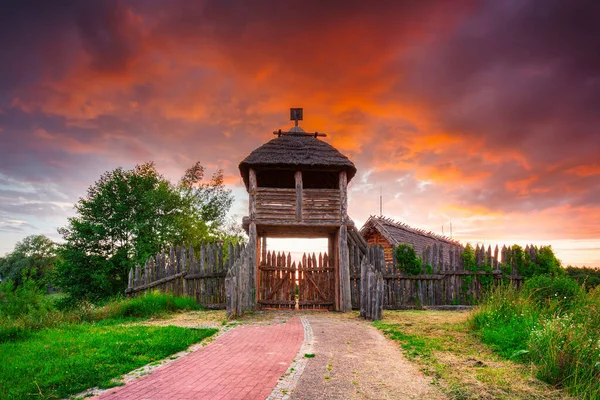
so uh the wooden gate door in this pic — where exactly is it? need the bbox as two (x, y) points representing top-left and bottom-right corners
(258, 251), (296, 309)
(298, 252), (334, 310)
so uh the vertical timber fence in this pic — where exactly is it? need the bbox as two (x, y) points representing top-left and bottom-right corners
(126, 242), (253, 317)
(360, 246), (385, 321)
(128, 240), (532, 315)
(350, 242), (527, 309)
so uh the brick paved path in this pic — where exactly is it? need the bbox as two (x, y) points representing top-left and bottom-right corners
(96, 317), (303, 400)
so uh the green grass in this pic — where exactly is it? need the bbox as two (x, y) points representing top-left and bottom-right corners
(0, 321), (217, 399)
(376, 310), (567, 399)
(0, 290), (203, 343)
(374, 321), (441, 360)
(0, 287), (217, 399)
(470, 280), (600, 399)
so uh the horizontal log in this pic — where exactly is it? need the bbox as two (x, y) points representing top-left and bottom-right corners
(298, 301), (334, 305)
(256, 210), (296, 216)
(256, 188), (296, 193)
(255, 218), (342, 224)
(303, 192), (340, 196)
(130, 271), (186, 292)
(185, 272), (227, 279)
(258, 299), (296, 305)
(298, 267), (334, 272)
(257, 199), (296, 203)
(259, 266), (296, 272)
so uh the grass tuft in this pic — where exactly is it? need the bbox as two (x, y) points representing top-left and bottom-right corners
(470, 280), (600, 398)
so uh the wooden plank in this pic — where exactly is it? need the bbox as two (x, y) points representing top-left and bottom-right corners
(295, 171), (302, 222)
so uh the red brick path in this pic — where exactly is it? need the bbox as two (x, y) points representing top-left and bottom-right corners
(95, 317), (303, 400)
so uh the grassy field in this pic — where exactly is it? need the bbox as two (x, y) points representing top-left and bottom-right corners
(0, 322), (217, 399)
(376, 310), (569, 399)
(0, 291), (219, 400)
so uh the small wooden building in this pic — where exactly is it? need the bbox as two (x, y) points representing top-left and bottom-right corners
(239, 121), (357, 311)
(360, 216), (462, 264)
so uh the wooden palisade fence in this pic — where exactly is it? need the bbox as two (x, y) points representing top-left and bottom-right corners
(225, 244), (253, 318)
(127, 241), (253, 317)
(360, 245), (385, 321)
(127, 239), (535, 315)
(350, 242), (528, 309)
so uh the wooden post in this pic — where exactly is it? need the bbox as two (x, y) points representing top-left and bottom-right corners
(249, 168), (257, 220)
(261, 236), (267, 266)
(330, 233), (339, 311)
(249, 222), (258, 310)
(295, 170), (303, 222)
(339, 225), (351, 312)
(339, 170), (347, 222)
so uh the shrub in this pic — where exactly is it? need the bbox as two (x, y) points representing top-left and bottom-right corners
(522, 276), (583, 312)
(395, 244), (422, 275)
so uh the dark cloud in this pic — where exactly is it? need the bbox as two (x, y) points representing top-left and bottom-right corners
(0, 0), (599, 265)
(0, 0), (141, 97)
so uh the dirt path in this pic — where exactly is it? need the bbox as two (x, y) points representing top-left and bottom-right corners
(290, 314), (446, 400)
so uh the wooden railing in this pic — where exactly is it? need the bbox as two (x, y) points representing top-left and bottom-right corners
(255, 188), (296, 221)
(303, 189), (341, 221)
(255, 187), (342, 223)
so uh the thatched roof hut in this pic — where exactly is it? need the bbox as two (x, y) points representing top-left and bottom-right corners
(360, 216), (462, 263)
(239, 132), (356, 189)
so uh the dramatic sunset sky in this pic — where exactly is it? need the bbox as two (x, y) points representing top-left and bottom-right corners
(1, 0), (599, 267)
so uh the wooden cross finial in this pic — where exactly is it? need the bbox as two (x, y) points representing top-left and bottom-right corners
(290, 108), (303, 127)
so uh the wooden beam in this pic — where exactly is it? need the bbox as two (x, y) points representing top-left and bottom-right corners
(339, 171), (347, 222)
(295, 170), (303, 222)
(339, 224), (352, 312)
(261, 236), (267, 266)
(249, 168), (257, 220)
(331, 232), (339, 311)
(249, 222), (258, 309)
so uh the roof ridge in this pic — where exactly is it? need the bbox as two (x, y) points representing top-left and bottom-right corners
(370, 215), (461, 246)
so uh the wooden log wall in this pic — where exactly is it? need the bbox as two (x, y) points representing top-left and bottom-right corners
(127, 242), (245, 309)
(348, 241), (527, 309)
(255, 188), (296, 221)
(303, 189), (341, 222)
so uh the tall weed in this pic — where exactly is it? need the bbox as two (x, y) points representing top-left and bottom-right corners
(471, 279), (600, 398)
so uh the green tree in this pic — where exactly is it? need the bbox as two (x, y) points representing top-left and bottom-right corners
(55, 162), (233, 302)
(0, 235), (57, 287)
(395, 244), (422, 275)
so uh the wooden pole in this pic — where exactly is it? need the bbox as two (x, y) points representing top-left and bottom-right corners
(295, 170), (303, 222)
(249, 168), (257, 220)
(330, 233), (339, 311)
(339, 225), (351, 312)
(249, 222), (258, 310)
(338, 171), (351, 312)
(339, 170), (347, 222)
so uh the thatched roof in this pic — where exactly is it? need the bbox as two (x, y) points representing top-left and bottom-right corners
(360, 216), (462, 248)
(239, 132), (357, 188)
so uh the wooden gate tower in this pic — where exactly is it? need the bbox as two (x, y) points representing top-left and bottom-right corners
(239, 109), (357, 311)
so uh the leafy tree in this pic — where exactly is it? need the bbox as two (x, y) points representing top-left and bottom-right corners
(565, 266), (600, 289)
(0, 235), (57, 287)
(395, 244), (422, 275)
(55, 162), (233, 302)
